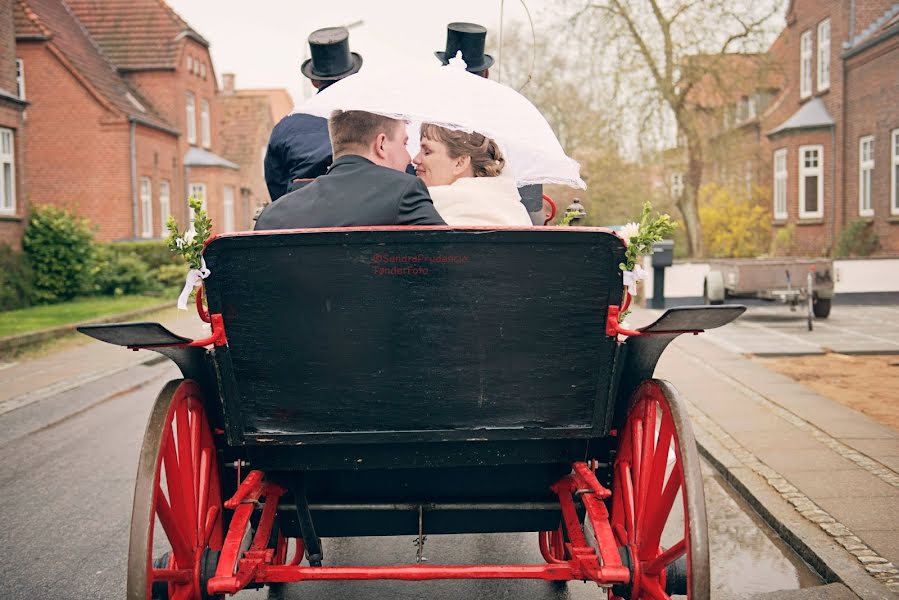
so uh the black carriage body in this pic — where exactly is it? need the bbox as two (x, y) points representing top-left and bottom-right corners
(201, 228), (625, 536)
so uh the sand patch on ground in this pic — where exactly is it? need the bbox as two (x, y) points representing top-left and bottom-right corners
(756, 353), (899, 432)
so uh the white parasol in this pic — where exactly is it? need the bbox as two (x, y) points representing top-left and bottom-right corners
(293, 53), (586, 189)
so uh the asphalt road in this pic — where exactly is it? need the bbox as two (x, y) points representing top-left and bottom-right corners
(0, 360), (821, 599)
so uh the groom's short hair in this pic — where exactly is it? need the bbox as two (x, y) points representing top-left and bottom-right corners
(329, 110), (403, 158)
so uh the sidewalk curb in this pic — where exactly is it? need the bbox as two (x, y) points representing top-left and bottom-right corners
(694, 423), (895, 600)
(0, 301), (174, 357)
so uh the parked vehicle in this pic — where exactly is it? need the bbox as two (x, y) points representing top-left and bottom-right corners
(704, 258), (834, 330)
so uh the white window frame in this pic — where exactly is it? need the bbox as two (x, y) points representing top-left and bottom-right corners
(200, 99), (211, 148)
(159, 180), (171, 233)
(15, 59), (25, 100)
(223, 185), (235, 232)
(858, 136), (874, 217)
(0, 128), (15, 214)
(817, 19), (831, 91)
(891, 129), (899, 215)
(798, 145), (824, 219)
(773, 149), (788, 219)
(188, 182), (207, 233)
(140, 177), (153, 238)
(800, 30), (813, 99)
(186, 93), (197, 145)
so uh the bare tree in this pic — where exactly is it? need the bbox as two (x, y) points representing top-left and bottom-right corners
(573, 0), (781, 256)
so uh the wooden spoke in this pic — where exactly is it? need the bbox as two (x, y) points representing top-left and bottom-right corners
(610, 380), (710, 599)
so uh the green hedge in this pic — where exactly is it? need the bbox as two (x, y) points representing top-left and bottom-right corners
(0, 245), (35, 311)
(103, 240), (185, 271)
(23, 205), (95, 303)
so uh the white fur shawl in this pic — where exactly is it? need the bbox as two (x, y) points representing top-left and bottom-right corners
(428, 175), (532, 226)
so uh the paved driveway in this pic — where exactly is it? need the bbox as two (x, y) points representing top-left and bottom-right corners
(696, 303), (899, 355)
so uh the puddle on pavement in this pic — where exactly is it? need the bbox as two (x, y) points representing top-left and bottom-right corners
(702, 459), (822, 597)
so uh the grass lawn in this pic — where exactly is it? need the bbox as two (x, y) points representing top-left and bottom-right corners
(0, 295), (169, 338)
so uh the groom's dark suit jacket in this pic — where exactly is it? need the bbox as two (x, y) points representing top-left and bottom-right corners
(254, 155), (445, 230)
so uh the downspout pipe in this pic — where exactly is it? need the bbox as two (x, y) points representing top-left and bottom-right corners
(129, 118), (138, 239)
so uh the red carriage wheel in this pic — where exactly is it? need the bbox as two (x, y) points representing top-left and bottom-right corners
(610, 380), (709, 600)
(127, 380), (224, 600)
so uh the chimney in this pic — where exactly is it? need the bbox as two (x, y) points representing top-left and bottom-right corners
(223, 73), (235, 94)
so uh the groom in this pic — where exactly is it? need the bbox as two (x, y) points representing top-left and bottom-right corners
(255, 110), (445, 229)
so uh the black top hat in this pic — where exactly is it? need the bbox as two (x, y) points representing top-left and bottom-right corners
(435, 22), (494, 73)
(301, 27), (363, 81)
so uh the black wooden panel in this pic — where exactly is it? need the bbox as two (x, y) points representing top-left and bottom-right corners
(203, 229), (625, 444)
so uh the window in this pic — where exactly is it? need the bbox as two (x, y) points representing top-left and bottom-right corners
(159, 180), (171, 233)
(737, 96), (756, 123)
(891, 129), (899, 215)
(774, 149), (788, 219)
(200, 99), (211, 148)
(186, 93), (196, 144)
(188, 182), (207, 233)
(223, 185), (235, 232)
(817, 19), (830, 91)
(798, 145), (823, 218)
(0, 129), (15, 214)
(186, 55), (193, 72)
(671, 173), (684, 197)
(140, 177), (153, 238)
(858, 136), (874, 217)
(800, 30), (813, 99)
(200, 63), (207, 79)
(15, 59), (25, 100)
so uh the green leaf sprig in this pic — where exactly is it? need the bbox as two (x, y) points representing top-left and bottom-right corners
(165, 195), (212, 270)
(619, 201), (676, 272)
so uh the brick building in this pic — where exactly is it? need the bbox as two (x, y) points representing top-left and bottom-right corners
(218, 74), (294, 230)
(697, 1), (899, 256)
(0, 0), (28, 248)
(11, 0), (267, 242)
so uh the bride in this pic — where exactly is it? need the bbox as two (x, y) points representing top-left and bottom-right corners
(412, 123), (532, 226)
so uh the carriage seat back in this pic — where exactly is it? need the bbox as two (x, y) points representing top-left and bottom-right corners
(202, 227), (626, 446)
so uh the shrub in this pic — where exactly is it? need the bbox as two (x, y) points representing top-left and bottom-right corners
(109, 240), (185, 271)
(152, 263), (189, 289)
(0, 244), (35, 311)
(90, 245), (159, 296)
(835, 219), (879, 258)
(22, 205), (95, 303)
(770, 224), (796, 257)
(699, 183), (771, 258)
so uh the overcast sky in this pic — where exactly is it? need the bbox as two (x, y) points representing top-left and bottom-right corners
(165, 0), (554, 106)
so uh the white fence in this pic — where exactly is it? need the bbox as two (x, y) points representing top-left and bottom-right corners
(642, 257), (899, 299)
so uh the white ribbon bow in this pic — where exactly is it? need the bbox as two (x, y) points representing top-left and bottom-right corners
(622, 263), (647, 296)
(177, 257), (211, 310)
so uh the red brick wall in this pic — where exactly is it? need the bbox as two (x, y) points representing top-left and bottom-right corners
(16, 42), (133, 241)
(763, 0), (847, 255)
(0, 102), (27, 249)
(769, 130), (834, 256)
(843, 34), (899, 254)
(134, 124), (181, 239)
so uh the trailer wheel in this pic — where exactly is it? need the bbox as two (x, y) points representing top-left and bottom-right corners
(610, 380), (710, 600)
(813, 297), (831, 319)
(127, 380), (224, 600)
(703, 272), (725, 306)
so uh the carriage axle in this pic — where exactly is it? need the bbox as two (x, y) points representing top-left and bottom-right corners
(205, 462), (631, 595)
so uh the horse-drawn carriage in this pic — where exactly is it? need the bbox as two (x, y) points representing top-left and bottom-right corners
(80, 226), (744, 600)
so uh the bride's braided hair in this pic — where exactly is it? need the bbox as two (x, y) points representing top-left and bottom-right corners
(420, 123), (505, 177)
